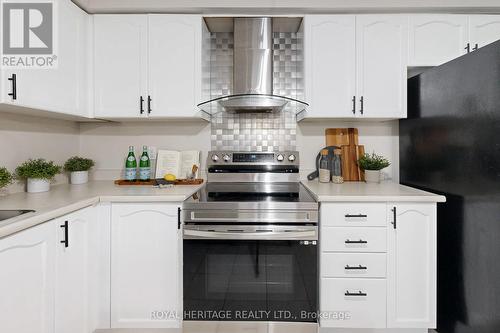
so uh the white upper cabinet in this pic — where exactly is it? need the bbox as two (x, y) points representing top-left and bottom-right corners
(356, 15), (408, 118)
(111, 203), (182, 328)
(387, 203), (437, 329)
(469, 15), (500, 50)
(304, 15), (407, 119)
(304, 15), (356, 118)
(408, 15), (468, 66)
(148, 15), (202, 118)
(0, 221), (56, 333)
(94, 14), (203, 119)
(0, 0), (90, 118)
(94, 15), (149, 118)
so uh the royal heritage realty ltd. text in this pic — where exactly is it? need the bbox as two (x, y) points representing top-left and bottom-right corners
(152, 310), (352, 321)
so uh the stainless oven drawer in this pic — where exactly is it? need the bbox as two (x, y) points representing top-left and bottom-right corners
(183, 209), (318, 224)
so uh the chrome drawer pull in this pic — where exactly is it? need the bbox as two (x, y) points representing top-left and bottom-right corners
(345, 239), (367, 244)
(345, 290), (367, 297)
(345, 264), (367, 270)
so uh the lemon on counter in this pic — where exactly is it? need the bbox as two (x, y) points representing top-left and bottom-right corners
(164, 173), (176, 181)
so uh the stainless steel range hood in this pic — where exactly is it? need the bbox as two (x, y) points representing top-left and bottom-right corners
(198, 17), (308, 115)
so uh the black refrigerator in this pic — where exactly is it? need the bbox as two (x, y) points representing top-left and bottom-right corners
(400, 40), (500, 333)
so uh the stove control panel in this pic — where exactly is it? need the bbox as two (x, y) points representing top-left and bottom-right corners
(208, 151), (299, 166)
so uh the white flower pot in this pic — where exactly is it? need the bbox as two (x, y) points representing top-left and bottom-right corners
(364, 170), (381, 183)
(27, 178), (50, 193)
(70, 171), (89, 185)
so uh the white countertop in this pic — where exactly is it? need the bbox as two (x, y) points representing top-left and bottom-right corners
(0, 181), (204, 239)
(301, 180), (446, 203)
(0, 180), (445, 239)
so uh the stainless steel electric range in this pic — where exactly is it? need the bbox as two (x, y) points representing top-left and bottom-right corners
(182, 151), (318, 322)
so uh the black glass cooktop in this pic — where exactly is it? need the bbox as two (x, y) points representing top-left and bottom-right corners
(190, 182), (316, 203)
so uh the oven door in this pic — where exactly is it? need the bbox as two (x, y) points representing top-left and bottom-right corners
(183, 225), (318, 322)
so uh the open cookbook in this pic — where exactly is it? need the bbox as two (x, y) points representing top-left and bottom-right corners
(154, 150), (200, 179)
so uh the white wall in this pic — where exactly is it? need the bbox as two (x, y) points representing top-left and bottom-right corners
(0, 115), (399, 193)
(0, 113), (80, 193)
(78, 119), (399, 181)
(78, 120), (211, 180)
(297, 120), (399, 181)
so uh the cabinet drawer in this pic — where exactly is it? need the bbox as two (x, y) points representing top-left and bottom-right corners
(321, 227), (386, 252)
(321, 203), (387, 227)
(320, 278), (386, 328)
(321, 253), (386, 278)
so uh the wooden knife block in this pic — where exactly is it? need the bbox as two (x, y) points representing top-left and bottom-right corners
(325, 128), (365, 181)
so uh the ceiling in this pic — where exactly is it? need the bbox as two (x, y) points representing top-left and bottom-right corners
(72, 0), (500, 14)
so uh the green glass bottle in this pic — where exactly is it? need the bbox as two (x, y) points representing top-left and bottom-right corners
(125, 146), (137, 181)
(139, 145), (151, 181)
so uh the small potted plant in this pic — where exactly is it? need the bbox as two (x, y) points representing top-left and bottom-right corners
(357, 153), (390, 183)
(0, 167), (13, 196)
(15, 159), (61, 193)
(64, 156), (95, 185)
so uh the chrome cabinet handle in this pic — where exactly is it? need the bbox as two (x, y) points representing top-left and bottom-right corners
(345, 264), (367, 270)
(345, 290), (367, 297)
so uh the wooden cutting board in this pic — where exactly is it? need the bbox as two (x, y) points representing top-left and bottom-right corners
(326, 128), (365, 181)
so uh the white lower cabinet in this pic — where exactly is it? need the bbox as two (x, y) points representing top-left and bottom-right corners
(0, 221), (56, 333)
(321, 278), (387, 328)
(54, 206), (98, 333)
(110, 203), (182, 328)
(387, 203), (437, 329)
(320, 202), (437, 331)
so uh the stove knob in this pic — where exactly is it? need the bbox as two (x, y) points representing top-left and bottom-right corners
(211, 154), (219, 162)
(223, 154), (231, 162)
(288, 154), (296, 162)
(277, 154), (284, 162)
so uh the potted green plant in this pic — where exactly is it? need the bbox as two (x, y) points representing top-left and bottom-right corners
(0, 167), (13, 196)
(357, 153), (390, 183)
(64, 156), (95, 185)
(15, 159), (61, 193)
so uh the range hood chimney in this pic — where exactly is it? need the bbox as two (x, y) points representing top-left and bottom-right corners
(198, 17), (308, 115)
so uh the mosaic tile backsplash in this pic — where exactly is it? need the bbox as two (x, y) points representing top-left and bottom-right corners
(209, 31), (303, 152)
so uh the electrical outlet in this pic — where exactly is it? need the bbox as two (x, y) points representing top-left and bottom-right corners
(148, 146), (157, 160)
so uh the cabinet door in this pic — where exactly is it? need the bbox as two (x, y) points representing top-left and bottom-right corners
(55, 207), (97, 333)
(0, 222), (56, 333)
(304, 15), (356, 118)
(356, 15), (408, 118)
(94, 15), (148, 118)
(387, 203), (437, 328)
(148, 15), (202, 118)
(1, 0), (89, 117)
(111, 203), (181, 328)
(469, 15), (500, 50)
(408, 15), (469, 66)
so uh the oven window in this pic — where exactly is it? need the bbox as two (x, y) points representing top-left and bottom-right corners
(183, 240), (317, 322)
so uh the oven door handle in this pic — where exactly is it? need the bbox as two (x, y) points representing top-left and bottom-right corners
(187, 211), (316, 224)
(183, 228), (317, 241)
